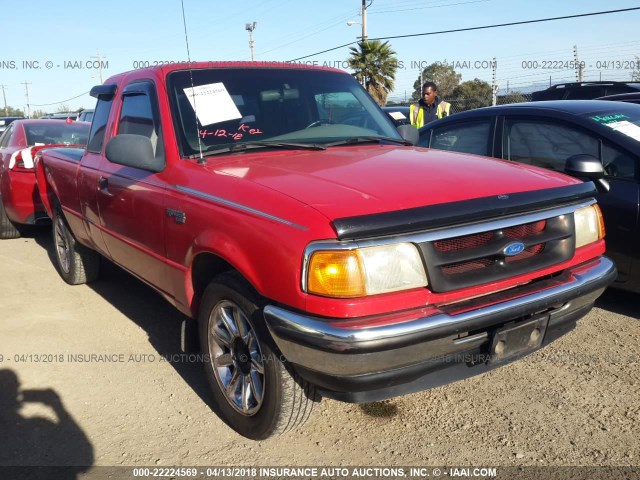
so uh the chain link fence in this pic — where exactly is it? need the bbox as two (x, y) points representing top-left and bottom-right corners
(387, 93), (534, 115)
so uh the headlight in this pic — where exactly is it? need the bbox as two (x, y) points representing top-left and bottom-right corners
(574, 204), (605, 248)
(306, 243), (428, 298)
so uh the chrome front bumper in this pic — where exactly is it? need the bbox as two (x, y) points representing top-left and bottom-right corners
(264, 257), (615, 393)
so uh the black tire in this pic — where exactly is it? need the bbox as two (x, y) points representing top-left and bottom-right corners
(198, 272), (318, 439)
(52, 204), (100, 285)
(0, 194), (21, 239)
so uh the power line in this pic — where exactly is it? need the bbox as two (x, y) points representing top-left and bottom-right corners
(369, 0), (490, 15)
(290, 41), (357, 62)
(257, 11), (358, 57)
(372, 7), (640, 40)
(31, 91), (90, 107)
(290, 7), (640, 62)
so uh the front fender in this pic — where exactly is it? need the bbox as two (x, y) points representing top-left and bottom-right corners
(182, 229), (263, 315)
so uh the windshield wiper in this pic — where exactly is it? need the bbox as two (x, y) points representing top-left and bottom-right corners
(188, 141), (326, 159)
(325, 136), (413, 147)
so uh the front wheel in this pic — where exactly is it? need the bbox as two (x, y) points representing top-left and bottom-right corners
(199, 272), (318, 439)
(52, 204), (100, 285)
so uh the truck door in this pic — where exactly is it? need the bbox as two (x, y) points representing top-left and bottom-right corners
(96, 80), (171, 296)
(78, 85), (116, 256)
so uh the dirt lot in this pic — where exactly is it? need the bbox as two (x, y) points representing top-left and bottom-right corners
(1, 229), (638, 475)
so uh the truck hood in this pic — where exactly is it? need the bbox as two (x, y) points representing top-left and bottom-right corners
(205, 146), (580, 220)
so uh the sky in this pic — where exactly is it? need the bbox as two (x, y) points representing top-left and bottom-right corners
(1, 0), (640, 114)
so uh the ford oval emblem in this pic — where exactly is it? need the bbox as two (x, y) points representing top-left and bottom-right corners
(503, 242), (525, 256)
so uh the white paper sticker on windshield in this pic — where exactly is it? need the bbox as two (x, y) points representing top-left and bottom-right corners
(605, 120), (640, 142)
(183, 83), (242, 126)
(0, 120), (5, 126)
(388, 111), (407, 120)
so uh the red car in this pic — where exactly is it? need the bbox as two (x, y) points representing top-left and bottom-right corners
(0, 119), (89, 238)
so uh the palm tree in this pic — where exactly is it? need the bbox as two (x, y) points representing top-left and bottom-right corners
(347, 40), (398, 106)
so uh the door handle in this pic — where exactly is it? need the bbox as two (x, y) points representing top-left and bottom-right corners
(98, 176), (113, 197)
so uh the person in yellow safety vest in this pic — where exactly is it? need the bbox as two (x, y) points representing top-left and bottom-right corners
(409, 82), (451, 128)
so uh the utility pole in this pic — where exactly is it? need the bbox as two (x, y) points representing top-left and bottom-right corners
(0, 85), (8, 116)
(361, 0), (369, 43)
(90, 50), (105, 84)
(491, 57), (498, 106)
(245, 22), (257, 61)
(21, 81), (32, 118)
(573, 45), (583, 82)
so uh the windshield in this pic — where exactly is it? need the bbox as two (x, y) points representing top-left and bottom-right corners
(24, 122), (90, 146)
(583, 104), (640, 144)
(167, 67), (400, 156)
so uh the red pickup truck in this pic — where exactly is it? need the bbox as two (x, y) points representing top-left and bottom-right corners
(35, 62), (616, 439)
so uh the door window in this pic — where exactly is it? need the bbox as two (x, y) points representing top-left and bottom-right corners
(429, 120), (492, 156)
(503, 118), (599, 171)
(602, 142), (637, 180)
(117, 87), (164, 159)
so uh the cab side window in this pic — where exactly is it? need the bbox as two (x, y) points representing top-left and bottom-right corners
(117, 87), (164, 159)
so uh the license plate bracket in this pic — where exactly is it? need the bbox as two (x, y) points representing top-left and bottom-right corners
(489, 315), (549, 363)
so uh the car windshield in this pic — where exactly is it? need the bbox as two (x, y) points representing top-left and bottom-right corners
(24, 122), (90, 146)
(167, 67), (400, 157)
(583, 105), (640, 145)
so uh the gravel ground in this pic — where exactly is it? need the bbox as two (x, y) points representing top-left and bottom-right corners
(0, 230), (638, 477)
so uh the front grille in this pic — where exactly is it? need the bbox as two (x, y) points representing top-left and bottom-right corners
(419, 215), (575, 293)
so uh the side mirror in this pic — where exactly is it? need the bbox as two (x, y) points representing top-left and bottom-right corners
(105, 134), (165, 173)
(397, 124), (419, 145)
(565, 154), (610, 193)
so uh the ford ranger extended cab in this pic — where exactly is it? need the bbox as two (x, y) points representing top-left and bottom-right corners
(35, 62), (616, 439)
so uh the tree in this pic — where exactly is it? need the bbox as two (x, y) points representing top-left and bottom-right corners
(411, 61), (461, 101)
(56, 104), (71, 113)
(1, 106), (24, 117)
(347, 40), (399, 106)
(451, 78), (492, 112)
